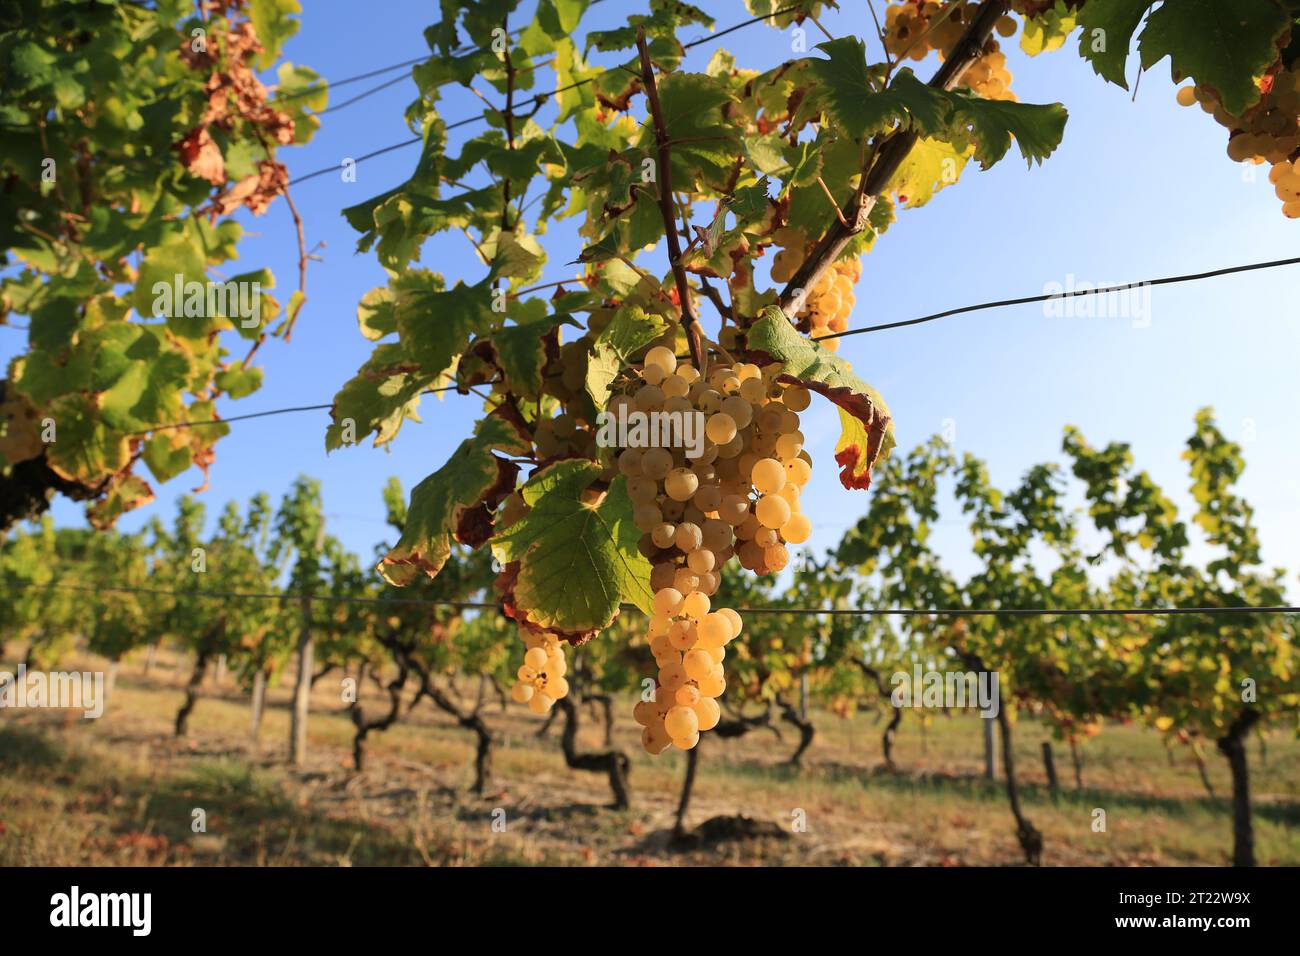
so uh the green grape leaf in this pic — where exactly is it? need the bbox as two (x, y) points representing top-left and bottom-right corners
(28, 297), (83, 352)
(1138, 0), (1291, 115)
(132, 239), (209, 334)
(585, 304), (670, 408)
(492, 460), (654, 637)
(576, 231), (625, 264)
(783, 139), (824, 193)
(480, 301), (577, 400)
(520, 0), (591, 54)
(887, 137), (971, 207)
(142, 432), (193, 484)
(215, 366), (264, 400)
(356, 286), (399, 341)
(727, 176), (775, 231)
(87, 474), (155, 531)
(99, 347), (191, 432)
(744, 306), (895, 490)
(485, 230), (547, 282)
(382, 271), (494, 380)
(553, 37), (597, 121)
(806, 46), (1066, 169)
(340, 120), (473, 269)
(378, 414), (530, 585)
(248, 0), (303, 69)
(947, 93), (1069, 168)
(1019, 2), (1080, 57)
(326, 343), (441, 450)
(1081, 0), (1154, 87)
(744, 0), (826, 30)
(806, 37), (878, 138)
(0, 388), (44, 467)
(785, 130), (861, 238)
(641, 73), (739, 191)
(810, 53), (950, 139)
(744, 133), (792, 177)
(44, 393), (130, 484)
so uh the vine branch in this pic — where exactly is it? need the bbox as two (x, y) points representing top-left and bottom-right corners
(636, 26), (708, 372)
(777, 0), (1010, 319)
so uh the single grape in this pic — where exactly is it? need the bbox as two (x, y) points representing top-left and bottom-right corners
(634, 504), (663, 534)
(739, 377), (766, 403)
(759, 494), (785, 530)
(651, 522), (676, 549)
(751, 457), (786, 494)
(662, 374), (691, 398)
(674, 522), (703, 552)
(782, 513), (812, 544)
(641, 447), (673, 479)
(682, 591), (710, 620)
(618, 448), (644, 477)
(701, 519), (733, 552)
(719, 494), (750, 526)
(642, 723), (672, 755)
(665, 704), (701, 739)
(670, 687), (697, 709)
(668, 620), (697, 651)
(659, 659), (687, 690)
(706, 412), (737, 444)
(719, 607), (742, 638)
(687, 549), (715, 574)
(653, 587), (684, 616)
(672, 567), (701, 594)
(775, 431), (804, 461)
(764, 543), (790, 572)
(664, 467), (699, 502)
(698, 613), (731, 648)
(633, 699), (658, 726)
(720, 395), (753, 429)
(650, 562), (677, 591)
(697, 670), (726, 698)
(694, 696), (721, 732)
(785, 458), (812, 486)
(645, 345), (678, 375)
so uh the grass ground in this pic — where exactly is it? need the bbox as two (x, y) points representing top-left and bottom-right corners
(0, 647), (1296, 866)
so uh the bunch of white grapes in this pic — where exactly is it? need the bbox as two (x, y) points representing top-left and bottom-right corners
(884, 2), (1018, 100)
(612, 345), (815, 752)
(1176, 70), (1300, 218)
(535, 409), (597, 461)
(510, 629), (570, 715)
(768, 227), (861, 352)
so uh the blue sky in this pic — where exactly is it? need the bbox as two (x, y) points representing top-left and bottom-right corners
(10, 1), (1300, 591)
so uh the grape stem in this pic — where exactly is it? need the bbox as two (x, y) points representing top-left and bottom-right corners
(636, 26), (709, 373)
(815, 176), (851, 227)
(776, 0), (1010, 320)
